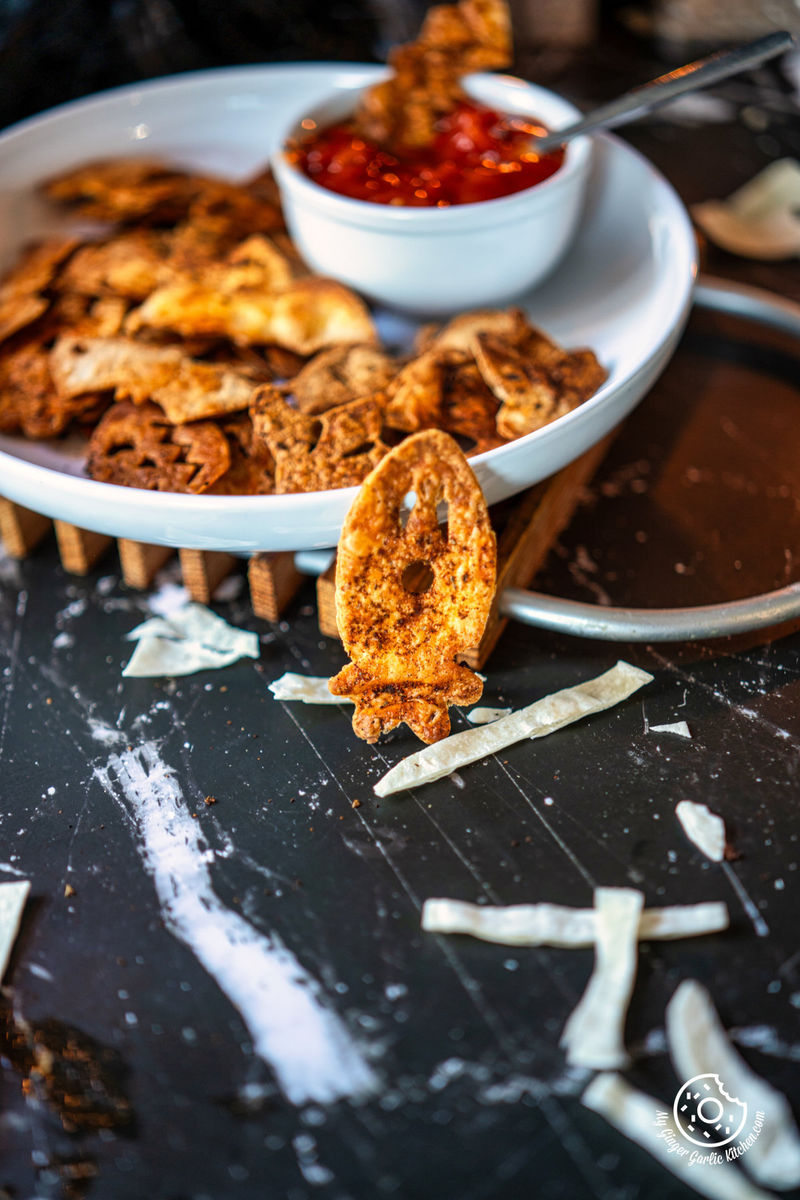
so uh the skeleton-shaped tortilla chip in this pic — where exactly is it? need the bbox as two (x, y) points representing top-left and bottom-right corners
(329, 429), (496, 744)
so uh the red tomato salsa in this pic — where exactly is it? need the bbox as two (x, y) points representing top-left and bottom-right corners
(289, 101), (565, 207)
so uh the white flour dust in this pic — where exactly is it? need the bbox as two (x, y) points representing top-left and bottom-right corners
(94, 741), (378, 1106)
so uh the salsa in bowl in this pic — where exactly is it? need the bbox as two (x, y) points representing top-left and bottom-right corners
(271, 73), (591, 315)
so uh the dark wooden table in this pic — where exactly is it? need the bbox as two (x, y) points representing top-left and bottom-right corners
(1, 32), (799, 1200)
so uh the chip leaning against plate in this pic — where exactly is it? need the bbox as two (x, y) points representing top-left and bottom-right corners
(0, 151), (607, 496)
(330, 429), (497, 744)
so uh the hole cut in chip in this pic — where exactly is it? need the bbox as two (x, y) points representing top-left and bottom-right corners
(401, 559), (435, 594)
(330, 429), (496, 744)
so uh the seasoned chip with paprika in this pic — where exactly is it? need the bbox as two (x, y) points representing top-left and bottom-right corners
(474, 331), (607, 438)
(42, 158), (209, 223)
(86, 401), (229, 493)
(356, 0), (511, 148)
(384, 352), (443, 433)
(251, 386), (387, 493)
(329, 429), (496, 744)
(291, 343), (397, 414)
(0, 237), (79, 343)
(209, 415), (275, 495)
(131, 275), (375, 355)
(50, 335), (258, 423)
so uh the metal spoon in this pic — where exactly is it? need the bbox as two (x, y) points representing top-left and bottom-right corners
(533, 30), (796, 154)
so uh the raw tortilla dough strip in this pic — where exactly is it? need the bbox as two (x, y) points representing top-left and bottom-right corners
(268, 673), (352, 704)
(123, 602), (258, 677)
(421, 897), (729, 947)
(667, 980), (800, 1190)
(466, 706), (511, 724)
(675, 800), (726, 862)
(583, 1073), (775, 1200)
(126, 602), (258, 654)
(123, 637), (253, 678)
(650, 720), (692, 738)
(0, 881), (31, 981)
(560, 887), (643, 1069)
(374, 660), (653, 796)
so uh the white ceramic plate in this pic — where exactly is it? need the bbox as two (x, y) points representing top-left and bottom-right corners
(0, 64), (696, 552)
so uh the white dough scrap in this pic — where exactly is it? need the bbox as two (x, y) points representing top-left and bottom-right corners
(466, 706), (512, 725)
(123, 602), (259, 677)
(667, 980), (800, 1190)
(650, 721), (692, 738)
(583, 1073), (775, 1200)
(375, 661), (653, 796)
(676, 799), (726, 862)
(692, 159), (800, 260)
(0, 880), (31, 981)
(268, 673), (351, 704)
(560, 887), (643, 1070)
(421, 897), (728, 947)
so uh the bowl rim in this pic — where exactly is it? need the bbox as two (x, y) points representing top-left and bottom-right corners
(271, 73), (591, 231)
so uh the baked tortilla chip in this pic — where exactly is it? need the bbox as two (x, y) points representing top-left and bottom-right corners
(50, 335), (256, 423)
(42, 157), (209, 223)
(266, 279), (377, 355)
(209, 415), (275, 495)
(0, 340), (107, 438)
(425, 307), (528, 355)
(291, 343), (397, 414)
(329, 429), (496, 744)
(153, 361), (256, 424)
(475, 331), (607, 438)
(356, 0), (511, 148)
(50, 336), (182, 403)
(251, 385), (387, 493)
(87, 401), (229, 493)
(130, 275), (375, 355)
(178, 180), (284, 239)
(59, 230), (170, 300)
(384, 352), (443, 432)
(0, 237), (79, 342)
(0, 293), (48, 345)
(440, 352), (504, 454)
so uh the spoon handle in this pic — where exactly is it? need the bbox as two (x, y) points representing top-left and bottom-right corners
(534, 30), (796, 153)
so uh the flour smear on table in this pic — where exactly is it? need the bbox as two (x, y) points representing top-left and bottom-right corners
(94, 738), (378, 1106)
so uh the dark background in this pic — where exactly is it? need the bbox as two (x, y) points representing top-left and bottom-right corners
(1, 3), (800, 1200)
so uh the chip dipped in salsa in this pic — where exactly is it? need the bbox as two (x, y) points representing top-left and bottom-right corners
(287, 100), (565, 208)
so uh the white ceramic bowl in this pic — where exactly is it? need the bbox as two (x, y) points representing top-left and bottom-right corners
(271, 73), (592, 315)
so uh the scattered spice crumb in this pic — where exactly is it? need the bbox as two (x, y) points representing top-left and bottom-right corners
(351, 799), (362, 809)
(64, 884), (76, 898)
(204, 795), (217, 806)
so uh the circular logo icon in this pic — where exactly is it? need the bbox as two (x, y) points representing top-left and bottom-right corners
(673, 1074), (748, 1148)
